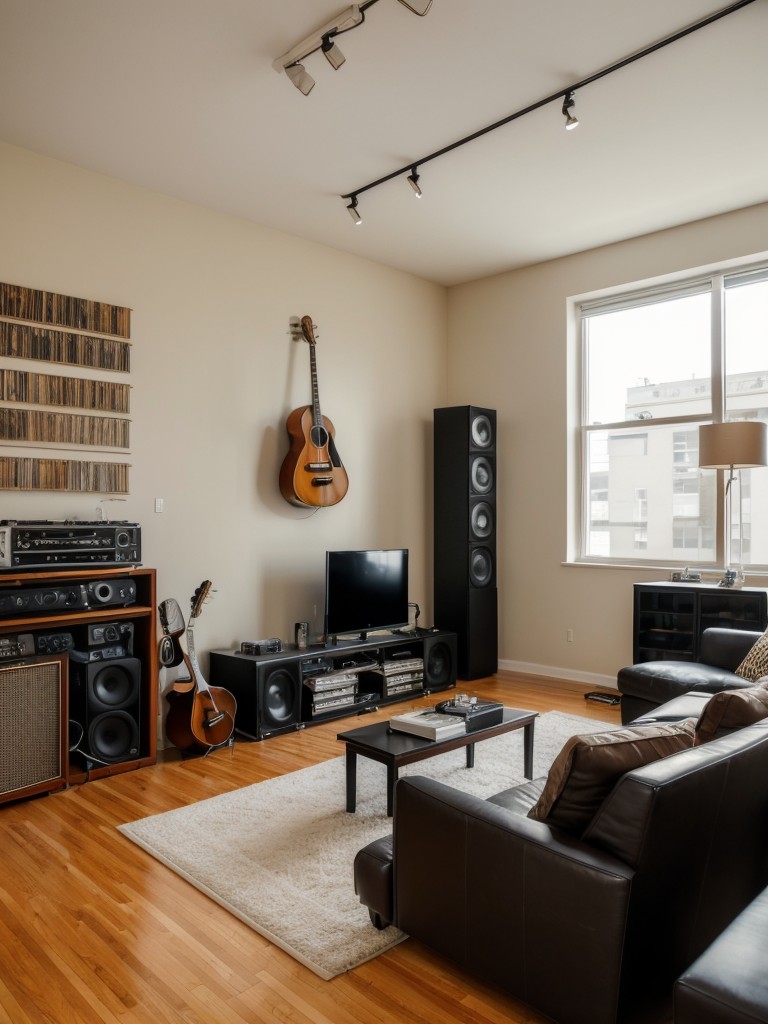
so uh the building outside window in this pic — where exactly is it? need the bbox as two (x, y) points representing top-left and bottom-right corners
(576, 265), (768, 569)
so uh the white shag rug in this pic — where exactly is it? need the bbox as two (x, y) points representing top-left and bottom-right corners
(118, 711), (610, 980)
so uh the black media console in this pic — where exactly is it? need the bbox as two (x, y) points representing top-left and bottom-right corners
(209, 629), (457, 741)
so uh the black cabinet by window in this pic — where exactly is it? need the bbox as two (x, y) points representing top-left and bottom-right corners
(633, 582), (768, 663)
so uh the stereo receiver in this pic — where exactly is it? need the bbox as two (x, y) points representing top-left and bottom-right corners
(0, 520), (141, 570)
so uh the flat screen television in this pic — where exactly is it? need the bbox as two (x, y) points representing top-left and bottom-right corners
(325, 548), (409, 639)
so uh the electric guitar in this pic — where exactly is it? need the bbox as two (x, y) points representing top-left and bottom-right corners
(164, 581), (237, 753)
(279, 315), (349, 508)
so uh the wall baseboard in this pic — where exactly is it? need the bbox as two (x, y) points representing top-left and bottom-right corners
(499, 659), (618, 691)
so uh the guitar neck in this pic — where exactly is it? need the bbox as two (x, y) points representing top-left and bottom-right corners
(185, 622), (211, 693)
(309, 344), (323, 427)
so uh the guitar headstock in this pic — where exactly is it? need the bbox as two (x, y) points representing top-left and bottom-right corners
(300, 315), (317, 346)
(190, 580), (213, 620)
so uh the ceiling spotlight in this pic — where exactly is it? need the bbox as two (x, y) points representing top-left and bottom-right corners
(562, 91), (579, 130)
(406, 169), (422, 197)
(273, 5), (363, 95)
(321, 33), (346, 70)
(284, 62), (315, 96)
(346, 197), (362, 224)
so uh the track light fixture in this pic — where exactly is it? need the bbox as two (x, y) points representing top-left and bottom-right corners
(346, 197), (362, 224)
(407, 169), (422, 197)
(274, 0), (433, 94)
(562, 91), (579, 130)
(339, 0), (756, 221)
(321, 33), (346, 70)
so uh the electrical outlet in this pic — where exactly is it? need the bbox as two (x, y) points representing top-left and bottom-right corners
(566, 629), (574, 642)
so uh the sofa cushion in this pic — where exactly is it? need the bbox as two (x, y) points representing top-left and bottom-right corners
(735, 629), (768, 682)
(528, 719), (696, 834)
(695, 679), (768, 744)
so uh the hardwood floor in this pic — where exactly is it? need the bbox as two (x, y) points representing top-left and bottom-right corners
(0, 673), (621, 1024)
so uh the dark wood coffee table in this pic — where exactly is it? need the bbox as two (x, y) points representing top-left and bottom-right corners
(337, 707), (537, 816)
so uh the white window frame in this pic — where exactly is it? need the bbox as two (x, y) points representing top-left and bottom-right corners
(571, 260), (768, 570)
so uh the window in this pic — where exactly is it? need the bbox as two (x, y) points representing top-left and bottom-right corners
(576, 264), (768, 568)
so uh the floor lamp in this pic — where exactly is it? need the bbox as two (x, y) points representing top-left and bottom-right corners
(699, 421), (768, 587)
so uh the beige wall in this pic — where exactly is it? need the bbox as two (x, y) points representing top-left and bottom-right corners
(0, 143), (447, 677)
(4, 139), (768, 694)
(448, 202), (768, 686)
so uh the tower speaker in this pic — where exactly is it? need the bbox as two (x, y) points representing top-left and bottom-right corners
(70, 657), (141, 765)
(422, 631), (458, 692)
(0, 655), (68, 804)
(434, 405), (498, 679)
(209, 652), (301, 740)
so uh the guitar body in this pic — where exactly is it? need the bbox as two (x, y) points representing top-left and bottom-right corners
(279, 405), (349, 507)
(165, 683), (237, 752)
(163, 581), (237, 754)
(279, 315), (349, 508)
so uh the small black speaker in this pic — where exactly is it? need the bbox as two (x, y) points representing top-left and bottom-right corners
(70, 657), (141, 765)
(434, 405), (499, 679)
(209, 652), (301, 740)
(422, 632), (457, 692)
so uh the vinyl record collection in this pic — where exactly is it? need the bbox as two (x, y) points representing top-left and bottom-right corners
(0, 281), (133, 493)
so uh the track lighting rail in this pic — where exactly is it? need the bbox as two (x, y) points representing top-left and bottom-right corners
(340, 0), (756, 213)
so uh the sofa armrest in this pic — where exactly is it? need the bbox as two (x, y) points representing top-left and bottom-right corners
(393, 777), (634, 1024)
(699, 628), (761, 671)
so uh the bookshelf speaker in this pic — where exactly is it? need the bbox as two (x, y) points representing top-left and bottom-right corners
(70, 657), (141, 765)
(209, 652), (301, 740)
(0, 655), (68, 805)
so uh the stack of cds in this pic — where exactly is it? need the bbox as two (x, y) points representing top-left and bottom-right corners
(303, 669), (358, 717)
(377, 657), (424, 697)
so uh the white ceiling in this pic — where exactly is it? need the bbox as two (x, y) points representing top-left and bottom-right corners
(0, 0), (766, 286)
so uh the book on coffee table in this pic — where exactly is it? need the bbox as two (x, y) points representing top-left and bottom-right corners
(389, 709), (467, 741)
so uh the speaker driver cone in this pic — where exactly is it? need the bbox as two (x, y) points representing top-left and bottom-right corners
(88, 711), (139, 762)
(470, 547), (494, 587)
(426, 641), (452, 687)
(471, 501), (494, 539)
(471, 414), (493, 449)
(471, 456), (494, 495)
(91, 663), (138, 708)
(265, 670), (297, 725)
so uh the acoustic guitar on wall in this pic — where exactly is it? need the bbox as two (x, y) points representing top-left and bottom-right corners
(279, 315), (349, 508)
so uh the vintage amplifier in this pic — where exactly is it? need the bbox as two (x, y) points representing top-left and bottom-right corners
(0, 520), (141, 570)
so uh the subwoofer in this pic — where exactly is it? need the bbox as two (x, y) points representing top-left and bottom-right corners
(422, 632), (458, 692)
(209, 651), (301, 740)
(434, 405), (498, 679)
(70, 656), (141, 765)
(0, 654), (68, 804)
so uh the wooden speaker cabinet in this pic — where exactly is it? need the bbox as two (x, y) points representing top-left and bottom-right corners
(0, 567), (158, 790)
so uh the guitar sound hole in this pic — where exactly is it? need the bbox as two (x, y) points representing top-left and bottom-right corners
(310, 425), (329, 448)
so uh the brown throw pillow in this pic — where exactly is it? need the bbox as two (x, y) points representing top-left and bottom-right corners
(735, 630), (768, 682)
(695, 680), (768, 744)
(528, 719), (696, 834)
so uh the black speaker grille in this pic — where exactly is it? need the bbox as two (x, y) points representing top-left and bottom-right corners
(0, 660), (62, 795)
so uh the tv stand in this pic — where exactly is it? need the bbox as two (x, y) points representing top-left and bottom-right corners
(209, 629), (457, 741)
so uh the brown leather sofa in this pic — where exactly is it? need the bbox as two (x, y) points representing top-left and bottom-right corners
(354, 719), (768, 1024)
(617, 627), (761, 725)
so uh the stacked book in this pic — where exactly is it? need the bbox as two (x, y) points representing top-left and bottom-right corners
(303, 670), (358, 717)
(376, 656), (424, 697)
(389, 709), (466, 741)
